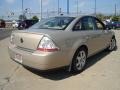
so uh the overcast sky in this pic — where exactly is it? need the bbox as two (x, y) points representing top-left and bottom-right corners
(0, 0), (120, 16)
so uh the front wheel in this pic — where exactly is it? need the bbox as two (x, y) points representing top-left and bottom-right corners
(71, 48), (87, 73)
(108, 38), (116, 51)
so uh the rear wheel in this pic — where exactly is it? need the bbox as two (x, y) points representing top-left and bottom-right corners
(71, 48), (87, 73)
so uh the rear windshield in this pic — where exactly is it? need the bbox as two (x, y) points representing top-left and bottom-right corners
(31, 17), (75, 30)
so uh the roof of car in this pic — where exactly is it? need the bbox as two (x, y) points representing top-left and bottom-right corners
(54, 15), (96, 18)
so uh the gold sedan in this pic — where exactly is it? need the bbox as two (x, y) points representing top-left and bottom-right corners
(8, 16), (116, 72)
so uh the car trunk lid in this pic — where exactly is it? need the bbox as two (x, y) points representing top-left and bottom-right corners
(13, 31), (44, 51)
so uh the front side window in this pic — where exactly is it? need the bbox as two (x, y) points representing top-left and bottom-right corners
(31, 17), (75, 30)
(94, 18), (105, 30)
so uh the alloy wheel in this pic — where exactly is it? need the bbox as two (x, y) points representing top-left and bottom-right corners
(72, 48), (87, 72)
(109, 38), (116, 51)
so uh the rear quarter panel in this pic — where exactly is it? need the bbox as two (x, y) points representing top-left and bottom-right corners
(49, 31), (88, 64)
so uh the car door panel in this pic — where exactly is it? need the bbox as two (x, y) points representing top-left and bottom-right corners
(72, 16), (108, 56)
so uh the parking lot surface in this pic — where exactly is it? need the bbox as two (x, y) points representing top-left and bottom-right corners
(0, 30), (120, 90)
(0, 29), (12, 40)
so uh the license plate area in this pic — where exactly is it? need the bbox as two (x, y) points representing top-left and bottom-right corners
(15, 53), (22, 63)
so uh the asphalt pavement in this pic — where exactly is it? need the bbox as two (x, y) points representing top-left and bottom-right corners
(0, 29), (13, 40)
(0, 30), (120, 90)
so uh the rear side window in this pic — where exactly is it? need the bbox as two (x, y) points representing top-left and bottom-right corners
(81, 17), (94, 30)
(73, 17), (95, 31)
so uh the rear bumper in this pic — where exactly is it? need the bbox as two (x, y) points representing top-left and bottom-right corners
(8, 46), (69, 70)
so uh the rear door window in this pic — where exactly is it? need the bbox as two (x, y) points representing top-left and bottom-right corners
(73, 16), (95, 31)
(81, 17), (95, 30)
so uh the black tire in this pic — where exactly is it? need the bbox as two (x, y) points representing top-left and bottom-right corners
(71, 47), (87, 73)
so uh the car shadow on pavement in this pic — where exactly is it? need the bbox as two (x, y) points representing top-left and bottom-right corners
(24, 50), (112, 81)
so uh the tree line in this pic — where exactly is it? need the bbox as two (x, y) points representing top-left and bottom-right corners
(96, 13), (120, 21)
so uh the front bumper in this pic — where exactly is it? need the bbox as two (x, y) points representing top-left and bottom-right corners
(8, 46), (69, 70)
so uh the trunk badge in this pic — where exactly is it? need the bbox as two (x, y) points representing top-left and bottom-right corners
(20, 38), (24, 43)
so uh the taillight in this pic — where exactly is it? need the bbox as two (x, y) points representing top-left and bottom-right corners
(37, 36), (59, 52)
